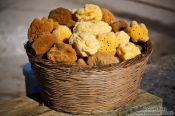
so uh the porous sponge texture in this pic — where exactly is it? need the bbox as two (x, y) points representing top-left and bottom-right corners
(96, 32), (120, 55)
(73, 21), (111, 35)
(101, 8), (116, 24)
(126, 21), (149, 42)
(116, 42), (141, 60)
(49, 7), (75, 27)
(53, 25), (72, 43)
(47, 43), (77, 64)
(115, 31), (130, 47)
(74, 4), (102, 22)
(69, 32), (100, 57)
(28, 17), (58, 43)
(87, 52), (120, 66)
(31, 34), (56, 57)
(110, 20), (128, 33)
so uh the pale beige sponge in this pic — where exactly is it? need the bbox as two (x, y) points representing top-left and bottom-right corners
(73, 21), (111, 35)
(115, 31), (130, 47)
(53, 25), (72, 43)
(94, 21), (112, 35)
(73, 22), (94, 34)
(69, 32), (100, 57)
(116, 42), (141, 60)
(74, 4), (103, 22)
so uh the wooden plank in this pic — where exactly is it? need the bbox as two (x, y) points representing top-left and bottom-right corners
(126, 90), (163, 116)
(0, 96), (39, 116)
(37, 110), (70, 116)
(0, 90), (163, 116)
(26, 105), (51, 116)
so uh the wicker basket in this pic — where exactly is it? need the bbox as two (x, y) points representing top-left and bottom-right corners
(25, 41), (152, 114)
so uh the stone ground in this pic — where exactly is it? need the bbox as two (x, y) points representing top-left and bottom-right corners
(0, 0), (175, 114)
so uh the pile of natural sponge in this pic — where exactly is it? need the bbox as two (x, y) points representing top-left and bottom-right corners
(27, 4), (149, 66)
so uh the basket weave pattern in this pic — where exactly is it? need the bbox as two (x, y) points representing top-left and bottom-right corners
(26, 41), (152, 114)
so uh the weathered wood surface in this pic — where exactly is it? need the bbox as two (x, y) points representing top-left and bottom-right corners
(0, 90), (162, 116)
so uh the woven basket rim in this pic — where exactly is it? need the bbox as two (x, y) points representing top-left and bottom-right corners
(25, 40), (152, 72)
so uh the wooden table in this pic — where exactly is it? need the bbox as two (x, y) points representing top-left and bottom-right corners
(0, 90), (162, 116)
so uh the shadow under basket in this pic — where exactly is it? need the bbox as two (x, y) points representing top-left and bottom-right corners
(25, 41), (153, 115)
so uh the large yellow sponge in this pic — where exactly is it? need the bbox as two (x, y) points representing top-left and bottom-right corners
(126, 21), (149, 42)
(97, 32), (119, 55)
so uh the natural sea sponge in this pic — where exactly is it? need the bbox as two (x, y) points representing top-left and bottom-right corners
(87, 52), (120, 66)
(76, 58), (87, 66)
(101, 8), (116, 24)
(125, 21), (149, 42)
(69, 32), (100, 57)
(115, 31), (130, 46)
(73, 22), (94, 34)
(96, 32), (120, 55)
(53, 25), (72, 43)
(31, 34), (56, 57)
(116, 42), (141, 60)
(73, 21), (111, 35)
(49, 7), (75, 27)
(94, 21), (112, 35)
(74, 4), (102, 22)
(28, 17), (59, 43)
(110, 20), (128, 33)
(47, 43), (77, 64)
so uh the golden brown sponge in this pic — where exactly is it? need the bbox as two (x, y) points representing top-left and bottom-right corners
(110, 20), (128, 33)
(101, 8), (116, 24)
(87, 52), (120, 66)
(49, 7), (75, 27)
(47, 43), (77, 64)
(76, 58), (87, 66)
(28, 17), (59, 43)
(31, 34), (56, 57)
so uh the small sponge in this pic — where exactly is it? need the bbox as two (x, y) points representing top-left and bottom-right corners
(87, 52), (120, 66)
(116, 42), (141, 60)
(76, 58), (87, 66)
(115, 31), (130, 47)
(101, 8), (116, 24)
(49, 7), (75, 27)
(28, 17), (59, 43)
(31, 34), (56, 57)
(53, 25), (72, 43)
(96, 32), (119, 55)
(47, 43), (77, 64)
(69, 32), (100, 57)
(125, 21), (149, 42)
(110, 20), (128, 33)
(74, 4), (102, 22)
